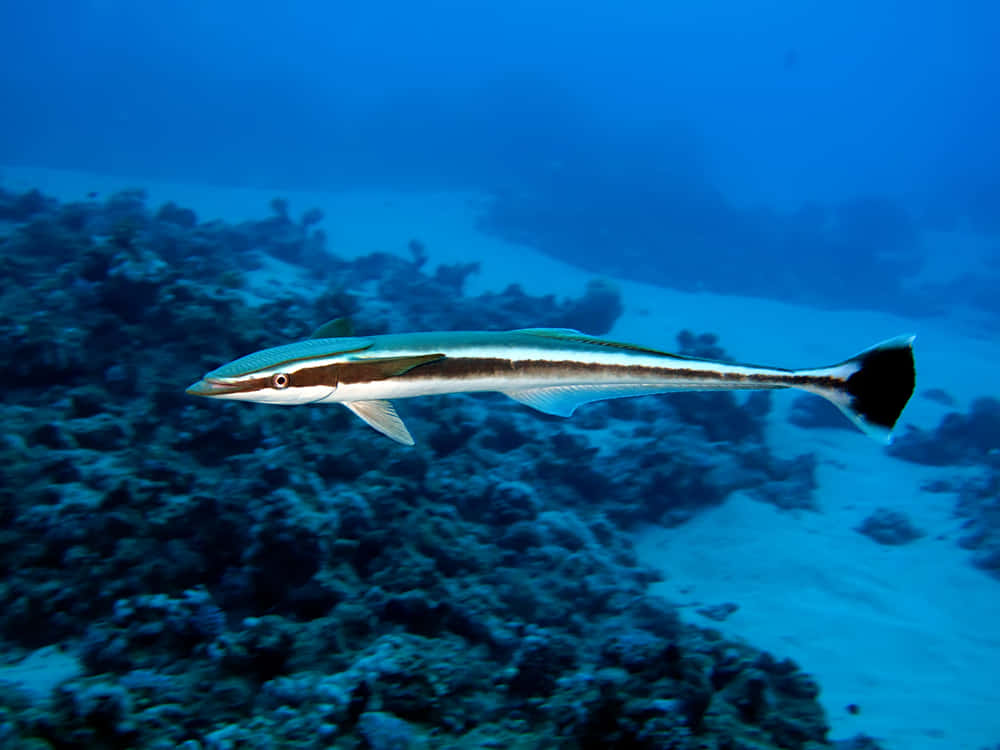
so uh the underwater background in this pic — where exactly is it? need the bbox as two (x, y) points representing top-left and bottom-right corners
(1, 1), (999, 748)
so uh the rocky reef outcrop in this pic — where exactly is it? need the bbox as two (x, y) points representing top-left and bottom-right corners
(0, 185), (869, 749)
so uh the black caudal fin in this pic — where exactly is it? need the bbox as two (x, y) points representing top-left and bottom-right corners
(804, 335), (916, 442)
(844, 336), (917, 433)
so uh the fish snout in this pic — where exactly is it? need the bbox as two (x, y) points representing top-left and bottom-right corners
(185, 377), (241, 397)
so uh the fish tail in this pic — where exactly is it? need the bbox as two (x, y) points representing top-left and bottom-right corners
(799, 335), (916, 442)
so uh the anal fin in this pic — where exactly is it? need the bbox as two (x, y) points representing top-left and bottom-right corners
(503, 384), (674, 417)
(343, 400), (415, 445)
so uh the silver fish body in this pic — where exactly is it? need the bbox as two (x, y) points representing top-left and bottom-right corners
(187, 327), (916, 445)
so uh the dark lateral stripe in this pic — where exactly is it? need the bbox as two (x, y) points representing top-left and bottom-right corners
(336, 356), (846, 389)
(391, 356), (760, 385)
(282, 364), (340, 388)
(226, 356), (848, 394)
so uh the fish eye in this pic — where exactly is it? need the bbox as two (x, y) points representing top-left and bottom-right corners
(271, 373), (290, 389)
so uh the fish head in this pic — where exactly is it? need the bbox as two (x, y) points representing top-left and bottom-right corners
(186, 338), (375, 405)
(185, 371), (338, 405)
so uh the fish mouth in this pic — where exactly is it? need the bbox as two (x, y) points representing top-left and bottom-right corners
(185, 377), (244, 397)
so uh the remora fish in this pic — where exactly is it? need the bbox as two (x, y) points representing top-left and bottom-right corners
(186, 326), (916, 446)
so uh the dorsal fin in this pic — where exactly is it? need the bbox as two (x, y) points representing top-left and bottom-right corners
(310, 317), (354, 339)
(515, 328), (679, 358)
(517, 327), (583, 336)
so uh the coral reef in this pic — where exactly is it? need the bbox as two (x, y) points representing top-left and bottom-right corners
(0, 185), (868, 748)
(889, 398), (1000, 466)
(888, 400), (1000, 579)
(949, 462), (1000, 579)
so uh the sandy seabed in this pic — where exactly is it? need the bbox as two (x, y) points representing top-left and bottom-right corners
(5, 164), (999, 750)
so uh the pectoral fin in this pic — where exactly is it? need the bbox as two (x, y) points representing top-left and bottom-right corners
(343, 400), (415, 445)
(504, 384), (675, 417)
(351, 353), (446, 378)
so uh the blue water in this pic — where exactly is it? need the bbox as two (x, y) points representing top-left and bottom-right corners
(3, 2), (997, 206)
(1, 2), (998, 748)
(5, 2), (999, 313)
